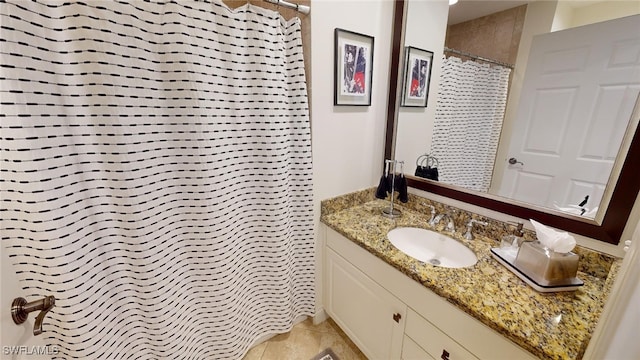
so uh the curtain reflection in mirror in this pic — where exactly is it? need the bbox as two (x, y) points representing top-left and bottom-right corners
(430, 55), (511, 192)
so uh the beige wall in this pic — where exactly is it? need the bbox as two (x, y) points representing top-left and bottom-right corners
(570, 0), (640, 28)
(310, 0), (394, 202)
(445, 4), (527, 66)
(310, 0), (395, 318)
(395, 0), (450, 175)
(553, 0), (640, 31)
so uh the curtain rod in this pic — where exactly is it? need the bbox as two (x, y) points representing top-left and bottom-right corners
(444, 47), (514, 69)
(263, 0), (310, 15)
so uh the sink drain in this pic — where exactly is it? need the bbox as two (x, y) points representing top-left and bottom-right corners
(429, 258), (441, 266)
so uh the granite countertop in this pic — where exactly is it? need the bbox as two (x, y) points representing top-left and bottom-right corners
(320, 190), (621, 360)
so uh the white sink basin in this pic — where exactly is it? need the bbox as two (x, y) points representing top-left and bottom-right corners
(387, 227), (477, 268)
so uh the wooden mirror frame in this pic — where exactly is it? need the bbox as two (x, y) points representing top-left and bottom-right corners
(384, 0), (640, 245)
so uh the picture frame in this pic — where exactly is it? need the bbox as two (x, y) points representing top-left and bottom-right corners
(334, 28), (374, 106)
(401, 46), (434, 107)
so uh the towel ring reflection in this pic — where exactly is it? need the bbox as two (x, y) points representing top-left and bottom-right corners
(417, 154), (438, 168)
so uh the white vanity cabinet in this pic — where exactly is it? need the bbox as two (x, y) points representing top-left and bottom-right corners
(323, 226), (536, 360)
(325, 246), (406, 359)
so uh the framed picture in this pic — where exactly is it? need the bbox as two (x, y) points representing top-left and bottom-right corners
(334, 28), (374, 106)
(401, 46), (434, 107)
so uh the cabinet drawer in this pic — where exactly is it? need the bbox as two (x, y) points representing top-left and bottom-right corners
(403, 335), (435, 360)
(406, 308), (478, 360)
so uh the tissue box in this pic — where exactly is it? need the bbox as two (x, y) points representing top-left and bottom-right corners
(514, 241), (579, 286)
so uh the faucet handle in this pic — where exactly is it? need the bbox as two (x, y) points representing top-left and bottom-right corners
(467, 218), (488, 226)
(464, 219), (488, 240)
(445, 217), (456, 233)
(421, 203), (436, 224)
(430, 212), (443, 227)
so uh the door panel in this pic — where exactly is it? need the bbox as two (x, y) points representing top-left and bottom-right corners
(510, 172), (554, 205)
(581, 85), (640, 160)
(522, 87), (576, 155)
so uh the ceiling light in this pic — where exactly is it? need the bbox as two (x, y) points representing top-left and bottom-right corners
(449, 0), (458, 5)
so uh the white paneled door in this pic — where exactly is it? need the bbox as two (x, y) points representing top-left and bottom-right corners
(498, 15), (640, 212)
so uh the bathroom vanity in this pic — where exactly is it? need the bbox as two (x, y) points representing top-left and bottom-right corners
(320, 189), (620, 360)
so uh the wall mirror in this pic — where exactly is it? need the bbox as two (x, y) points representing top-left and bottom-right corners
(385, 0), (640, 245)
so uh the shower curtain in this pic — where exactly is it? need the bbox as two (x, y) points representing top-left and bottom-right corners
(430, 55), (511, 192)
(0, 1), (313, 359)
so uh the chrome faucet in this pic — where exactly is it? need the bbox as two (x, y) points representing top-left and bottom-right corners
(464, 219), (488, 240)
(431, 212), (456, 233)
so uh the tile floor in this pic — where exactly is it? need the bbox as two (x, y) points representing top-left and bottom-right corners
(241, 318), (367, 360)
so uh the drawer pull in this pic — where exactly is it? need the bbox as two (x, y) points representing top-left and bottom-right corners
(392, 313), (402, 323)
(441, 349), (450, 360)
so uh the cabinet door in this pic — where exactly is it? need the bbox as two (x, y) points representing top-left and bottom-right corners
(325, 247), (406, 359)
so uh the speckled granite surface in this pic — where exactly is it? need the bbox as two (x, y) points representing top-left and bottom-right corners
(320, 189), (622, 360)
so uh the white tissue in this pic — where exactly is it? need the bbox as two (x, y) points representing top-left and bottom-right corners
(553, 204), (599, 218)
(553, 204), (584, 215)
(583, 206), (598, 218)
(530, 219), (576, 253)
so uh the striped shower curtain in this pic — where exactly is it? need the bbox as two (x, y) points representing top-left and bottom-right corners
(0, 1), (314, 359)
(430, 55), (511, 192)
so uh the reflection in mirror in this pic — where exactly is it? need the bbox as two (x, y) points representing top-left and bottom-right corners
(395, 0), (640, 221)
